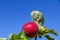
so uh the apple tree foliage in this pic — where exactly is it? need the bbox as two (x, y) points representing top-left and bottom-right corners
(0, 11), (58, 40)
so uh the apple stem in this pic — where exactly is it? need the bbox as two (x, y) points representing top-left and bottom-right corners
(35, 36), (37, 40)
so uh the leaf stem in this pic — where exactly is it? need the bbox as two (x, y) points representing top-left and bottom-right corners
(35, 36), (37, 40)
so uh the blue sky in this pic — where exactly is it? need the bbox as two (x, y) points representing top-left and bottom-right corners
(0, 0), (60, 40)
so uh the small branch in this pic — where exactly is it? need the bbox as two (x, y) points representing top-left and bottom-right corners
(35, 36), (37, 40)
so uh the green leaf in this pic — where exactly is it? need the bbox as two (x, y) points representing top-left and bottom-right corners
(39, 26), (48, 35)
(8, 33), (17, 40)
(16, 32), (29, 40)
(8, 32), (30, 40)
(44, 35), (55, 40)
(0, 38), (7, 40)
(48, 29), (58, 36)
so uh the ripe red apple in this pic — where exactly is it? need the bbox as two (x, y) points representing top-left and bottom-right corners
(22, 22), (39, 38)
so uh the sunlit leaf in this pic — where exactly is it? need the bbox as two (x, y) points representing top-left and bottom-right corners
(8, 33), (16, 40)
(0, 38), (7, 40)
(16, 32), (29, 40)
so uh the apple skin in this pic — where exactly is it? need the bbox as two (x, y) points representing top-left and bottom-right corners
(22, 22), (39, 38)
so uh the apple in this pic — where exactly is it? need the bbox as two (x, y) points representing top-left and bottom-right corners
(22, 22), (39, 38)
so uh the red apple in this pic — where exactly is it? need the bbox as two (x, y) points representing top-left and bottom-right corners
(22, 22), (38, 38)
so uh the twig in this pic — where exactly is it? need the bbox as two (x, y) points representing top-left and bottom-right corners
(35, 36), (37, 40)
